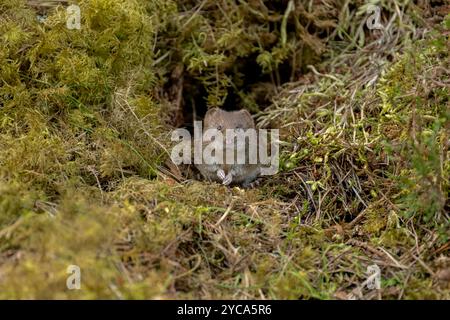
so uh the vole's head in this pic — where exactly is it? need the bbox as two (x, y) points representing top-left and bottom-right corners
(203, 108), (256, 147)
(203, 108), (255, 131)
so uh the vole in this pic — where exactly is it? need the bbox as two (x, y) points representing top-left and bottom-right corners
(195, 108), (260, 187)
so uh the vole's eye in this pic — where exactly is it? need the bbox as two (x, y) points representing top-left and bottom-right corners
(235, 126), (243, 132)
(217, 125), (222, 131)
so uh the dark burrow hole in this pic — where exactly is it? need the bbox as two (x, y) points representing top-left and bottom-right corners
(179, 53), (294, 133)
(170, 0), (328, 132)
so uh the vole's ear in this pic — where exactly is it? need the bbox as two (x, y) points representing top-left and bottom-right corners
(237, 109), (252, 118)
(204, 107), (222, 120)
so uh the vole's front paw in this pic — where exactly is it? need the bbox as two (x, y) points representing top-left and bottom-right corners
(217, 169), (226, 181)
(222, 172), (233, 186)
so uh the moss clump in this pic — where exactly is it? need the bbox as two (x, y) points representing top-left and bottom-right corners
(377, 38), (449, 226)
(0, 0), (172, 189)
